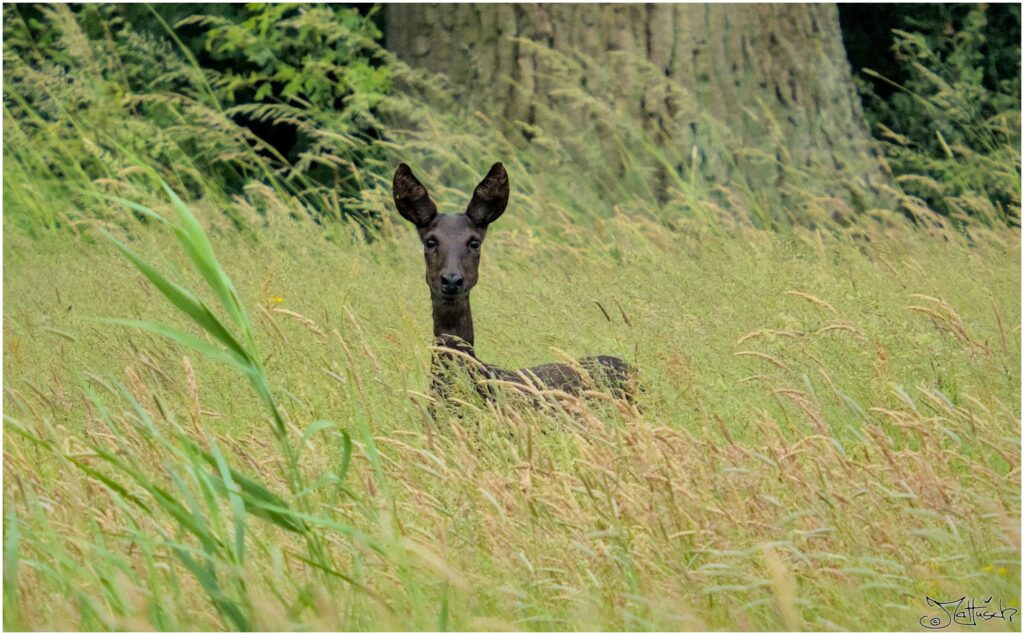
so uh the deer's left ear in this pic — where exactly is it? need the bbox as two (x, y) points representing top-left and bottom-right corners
(466, 163), (509, 227)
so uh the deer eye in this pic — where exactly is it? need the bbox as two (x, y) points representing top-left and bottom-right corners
(424, 237), (438, 250)
(468, 239), (481, 251)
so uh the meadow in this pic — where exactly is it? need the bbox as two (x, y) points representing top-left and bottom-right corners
(3, 4), (1021, 631)
(4, 181), (1021, 630)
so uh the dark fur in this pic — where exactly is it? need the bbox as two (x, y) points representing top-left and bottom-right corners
(393, 162), (636, 406)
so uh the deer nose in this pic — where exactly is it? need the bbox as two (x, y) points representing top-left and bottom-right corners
(440, 273), (464, 293)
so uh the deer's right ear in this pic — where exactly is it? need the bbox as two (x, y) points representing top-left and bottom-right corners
(393, 163), (438, 228)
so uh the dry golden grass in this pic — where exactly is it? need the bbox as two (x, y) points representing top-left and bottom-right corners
(3, 199), (1020, 630)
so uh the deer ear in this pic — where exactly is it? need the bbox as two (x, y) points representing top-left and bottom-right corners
(466, 163), (509, 227)
(393, 163), (438, 228)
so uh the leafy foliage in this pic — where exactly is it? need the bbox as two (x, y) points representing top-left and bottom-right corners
(182, 4), (390, 202)
(189, 5), (388, 110)
(856, 5), (1021, 227)
(3, 3), (391, 234)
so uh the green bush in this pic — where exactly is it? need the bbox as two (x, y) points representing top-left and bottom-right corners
(2, 4), (391, 233)
(181, 5), (390, 207)
(860, 5), (1021, 227)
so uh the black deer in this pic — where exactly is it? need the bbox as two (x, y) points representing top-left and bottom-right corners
(393, 162), (635, 408)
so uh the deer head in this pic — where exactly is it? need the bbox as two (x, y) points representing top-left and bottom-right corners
(393, 163), (509, 305)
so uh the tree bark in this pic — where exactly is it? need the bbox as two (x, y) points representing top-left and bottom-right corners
(386, 4), (887, 214)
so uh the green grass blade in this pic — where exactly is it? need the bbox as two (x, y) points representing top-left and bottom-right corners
(173, 545), (250, 631)
(100, 318), (251, 372)
(185, 442), (308, 534)
(90, 191), (169, 224)
(299, 419), (336, 456)
(207, 435), (247, 566)
(336, 430), (353, 496)
(104, 233), (250, 361)
(66, 458), (154, 514)
(160, 181), (253, 346)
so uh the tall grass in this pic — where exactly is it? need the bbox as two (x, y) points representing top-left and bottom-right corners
(4, 178), (1020, 628)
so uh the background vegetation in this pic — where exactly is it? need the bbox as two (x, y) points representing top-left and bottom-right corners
(841, 3), (1021, 226)
(3, 3), (1020, 631)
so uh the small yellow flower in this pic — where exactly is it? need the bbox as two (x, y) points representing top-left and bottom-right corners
(996, 566), (1009, 576)
(983, 564), (994, 572)
(272, 296), (284, 304)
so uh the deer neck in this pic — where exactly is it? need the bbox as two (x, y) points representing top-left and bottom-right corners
(432, 294), (475, 355)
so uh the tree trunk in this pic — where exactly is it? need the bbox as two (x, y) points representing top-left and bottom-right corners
(386, 4), (887, 217)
